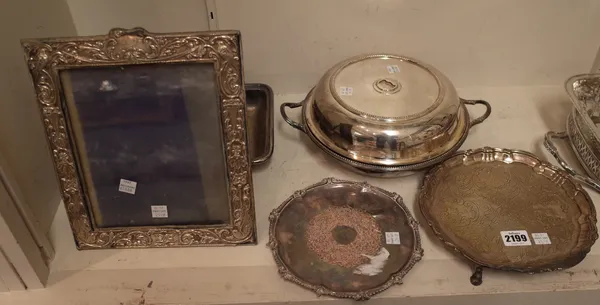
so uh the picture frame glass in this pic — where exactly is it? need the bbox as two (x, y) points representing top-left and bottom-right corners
(59, 62), (230, 228)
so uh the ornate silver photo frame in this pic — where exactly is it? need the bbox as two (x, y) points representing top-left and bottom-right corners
(22, 28), (256, 249)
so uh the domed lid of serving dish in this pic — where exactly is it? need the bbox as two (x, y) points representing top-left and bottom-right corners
(304, 54), (466, 166)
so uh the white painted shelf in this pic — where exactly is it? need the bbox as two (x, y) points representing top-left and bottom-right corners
(2, 86), (600, 305)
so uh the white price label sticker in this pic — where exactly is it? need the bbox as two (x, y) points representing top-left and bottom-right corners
(339, 86), (353, 96)
(151, 205), (168, 218)
(500, 230), (532, 246)
(118, 179), (137, 195)
(387, 65), (400, 73)
(532, 233), (551, 245)
(385, 232), (401, 245)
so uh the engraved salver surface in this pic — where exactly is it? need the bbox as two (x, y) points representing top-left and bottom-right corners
(419, 148), (597, 272)
(268, 178), (423, 300)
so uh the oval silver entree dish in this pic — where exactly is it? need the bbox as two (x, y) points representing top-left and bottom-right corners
(268, 177), (423, 300)
(419, 147), (598, 285)
(281, 54), (491, 177)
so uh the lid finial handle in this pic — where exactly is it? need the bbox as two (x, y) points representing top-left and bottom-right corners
(373, 78), (401, 95)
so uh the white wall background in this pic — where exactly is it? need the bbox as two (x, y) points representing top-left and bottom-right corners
(0, 0), (76, 236)
(64, 0), (600, 94)
(216, 0), (600, 93)
(67, 0), (209, 35)
(0, 0), (77, 287)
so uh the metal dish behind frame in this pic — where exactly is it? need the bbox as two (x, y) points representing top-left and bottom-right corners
(245, 83), (274, 165)
(418, 147), (598, 285)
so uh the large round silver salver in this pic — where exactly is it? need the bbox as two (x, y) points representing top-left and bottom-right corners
(281, 54), (491, 176)
(419, 147), (597, 285)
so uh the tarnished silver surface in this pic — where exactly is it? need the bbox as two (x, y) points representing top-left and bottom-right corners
(268, 177), (423, 300)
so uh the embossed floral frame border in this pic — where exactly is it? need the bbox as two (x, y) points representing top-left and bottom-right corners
(21, 28), (257, 249)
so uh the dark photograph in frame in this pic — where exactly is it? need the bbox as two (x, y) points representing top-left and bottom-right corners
(60, 63), (230, 228)
(22, 28), (256, 248)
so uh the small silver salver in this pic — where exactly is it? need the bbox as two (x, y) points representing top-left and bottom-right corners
(268, 177), (423, 300)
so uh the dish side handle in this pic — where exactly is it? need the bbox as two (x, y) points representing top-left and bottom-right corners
(461, 99), (492, 128)
(280, 100), (306, 133)
(544, 131), (600, 193)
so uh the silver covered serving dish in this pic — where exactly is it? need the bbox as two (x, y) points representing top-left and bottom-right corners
(281, 54), (491, 177)
(545, 74), (600, 192)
